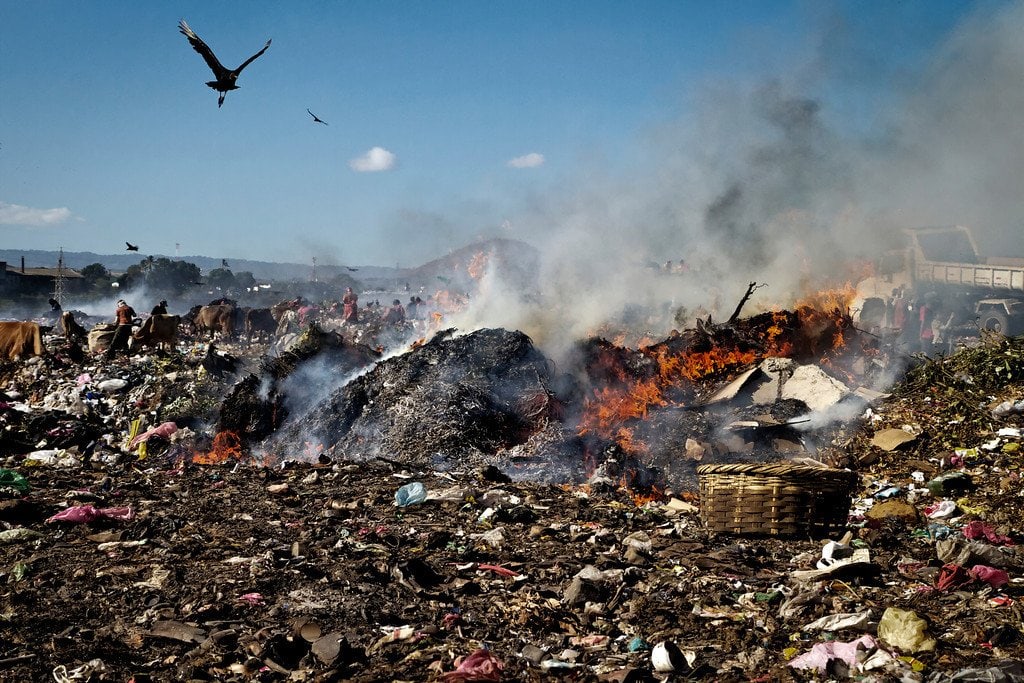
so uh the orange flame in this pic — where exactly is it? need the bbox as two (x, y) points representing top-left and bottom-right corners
(467, 251), (489, 280)
(194, 430), (243, 465)
(578, 284), (860, 453)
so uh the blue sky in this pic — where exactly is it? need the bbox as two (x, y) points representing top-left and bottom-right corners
(0, 1), (1009, 269)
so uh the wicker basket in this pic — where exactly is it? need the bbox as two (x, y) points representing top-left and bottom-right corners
(697, 463), (858, 537)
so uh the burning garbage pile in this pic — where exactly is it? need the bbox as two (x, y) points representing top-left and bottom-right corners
(262, 327), (578, 472)
(3, 289), (1024, 680)
(199, 286), (884, 493)
(216, 326), (383, 457)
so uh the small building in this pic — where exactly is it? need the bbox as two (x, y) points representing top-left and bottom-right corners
(0, 258), (85, 296)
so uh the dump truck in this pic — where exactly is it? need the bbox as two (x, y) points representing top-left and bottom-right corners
(855, 226), (1024, 335)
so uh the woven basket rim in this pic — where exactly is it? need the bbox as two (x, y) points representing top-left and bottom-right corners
(696, 462), (856, 480)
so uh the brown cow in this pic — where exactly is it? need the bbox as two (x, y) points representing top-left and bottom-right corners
(194, 304), (237, 339)
(59, 311), (88, 344)
(132, 314), (182, 351)
(0, 322), (43, 360)
(244, 307), (276, 343)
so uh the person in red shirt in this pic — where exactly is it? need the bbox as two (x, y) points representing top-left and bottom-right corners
(342, 287), (359, 323)
(106, 299), (138, 359)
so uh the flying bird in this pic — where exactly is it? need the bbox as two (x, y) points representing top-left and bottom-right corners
(178, 19), (271, 108)
(126, 242), (139, 252)
(307, 109), (328, 125)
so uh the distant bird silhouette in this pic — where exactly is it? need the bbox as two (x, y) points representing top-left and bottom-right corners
(126, 242), (139, 251)
(221, 259), (230, 268)
(307, 109), (328, 125)
(178, 19), (271, 108)
(346, 267), (358, 272)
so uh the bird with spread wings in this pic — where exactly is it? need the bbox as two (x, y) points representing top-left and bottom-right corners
(307, 109), (328, 125)
(178, 19), (271, 107)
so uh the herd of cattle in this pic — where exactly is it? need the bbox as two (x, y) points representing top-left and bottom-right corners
(0, 299), (317, 361)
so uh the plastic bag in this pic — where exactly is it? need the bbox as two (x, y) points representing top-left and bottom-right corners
(877, 607), (936, 653)
(394, 482), (427, 507)
(0, 469), (30, 494)
(46, 505), (135, 524)
(442, 648), (503, 682)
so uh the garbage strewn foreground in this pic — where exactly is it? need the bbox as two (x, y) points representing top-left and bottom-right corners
(2, 331), (1024, 681)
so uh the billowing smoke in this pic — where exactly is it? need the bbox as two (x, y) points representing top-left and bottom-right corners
(446, 3), (1024, 356)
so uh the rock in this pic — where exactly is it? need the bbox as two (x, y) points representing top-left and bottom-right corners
(865, 499), (920, 523)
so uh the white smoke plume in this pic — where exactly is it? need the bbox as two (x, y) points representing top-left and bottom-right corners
(449, 3), (1024, 357)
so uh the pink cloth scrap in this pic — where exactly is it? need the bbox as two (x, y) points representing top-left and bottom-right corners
(970, 565), (1010, 589)
(442, 648), (503, 682)
(46, 505), (135, 524)
(129, 421), (178, 448)
(789, 635), (879, 672)
(963, 521), (1015, 546)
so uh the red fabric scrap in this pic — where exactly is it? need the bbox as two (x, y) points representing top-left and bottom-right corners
(935, 563), (973, 591)
(442, 648), (503, 682)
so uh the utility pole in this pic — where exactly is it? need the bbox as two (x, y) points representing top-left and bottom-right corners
(311, 256), (317, 282)
(53, 247), (66, 306)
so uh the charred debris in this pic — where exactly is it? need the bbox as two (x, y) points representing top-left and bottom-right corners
(3, 293), (1024, 681)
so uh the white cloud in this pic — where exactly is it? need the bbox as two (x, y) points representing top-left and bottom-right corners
(349, 147), (396, 172)
(507, 152), (545, 168)
(0, 202), (74, 226)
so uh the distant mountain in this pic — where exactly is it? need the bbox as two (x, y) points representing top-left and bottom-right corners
(0, 239), (540, 293)
(0, 249), (396, 283)
(403, 238), (540, 294)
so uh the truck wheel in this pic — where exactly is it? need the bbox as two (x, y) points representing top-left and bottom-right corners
(982, 311), (1009, 334)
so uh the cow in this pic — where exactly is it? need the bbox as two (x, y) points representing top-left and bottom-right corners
(194, 304), (237, 340)
(132, 314), (182, 352)
(58, 311), (88, 344)
(243, 307), (277, 343)
(0, 322), (43, 361)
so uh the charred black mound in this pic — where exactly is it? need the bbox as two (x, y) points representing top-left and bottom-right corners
(263, 328), (576, 469)
(218, 325), (381, 444)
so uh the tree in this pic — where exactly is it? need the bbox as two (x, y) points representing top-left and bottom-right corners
(118, 264), (145, 290)
(146, 258), (202, 294)
(115, 257), (200, 294)
(207, 267), (237, 292)
(80, 263), (112, 293)
(234, 271), (257, 290)
(80, 263), (110, 283)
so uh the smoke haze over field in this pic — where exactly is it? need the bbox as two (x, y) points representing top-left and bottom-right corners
(4, 2), (1022, 349)
(452, 2), (1024, 347)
